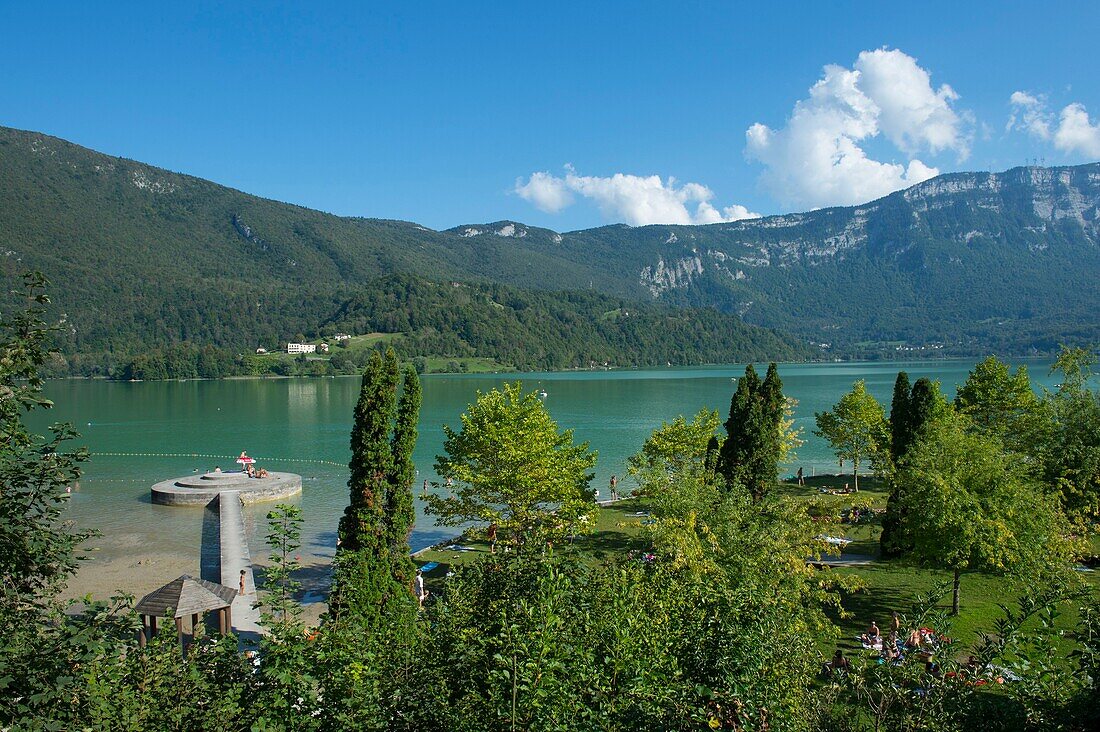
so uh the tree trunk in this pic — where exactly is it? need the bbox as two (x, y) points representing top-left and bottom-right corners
(952, 569), (961, 615)
(853, 461), (859, 492)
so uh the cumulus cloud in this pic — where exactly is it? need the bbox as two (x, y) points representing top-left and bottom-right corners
(1008, 93), (1100, 158)
(744, 48), (968, 210)
(1007, 91), (1053, 139)
(513, 166), (759, 225)
(1053, 103), (1100, 157)
(855, 49), (967, 155)
(514, 171), (574, 213)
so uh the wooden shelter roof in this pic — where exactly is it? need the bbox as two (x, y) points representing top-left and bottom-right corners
(135, 574), (238, 618)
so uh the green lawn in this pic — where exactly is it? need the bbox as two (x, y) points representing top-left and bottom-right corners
(419, 355), (511, 374)
(413, 498), (650, 589)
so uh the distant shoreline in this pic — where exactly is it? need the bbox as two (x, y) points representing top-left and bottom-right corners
(52, 353), (1040, 384)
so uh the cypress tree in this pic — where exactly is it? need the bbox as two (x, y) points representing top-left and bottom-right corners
(720, 364), (784, 501)
(759, 363), (785, 495)
(338, 350), (397, 553)
(704, 435), (721, 483)
(719, 364), (758, 489)
(882, 376), (941, 557)
(331, 348), (418, 622)
(385, 364), (421, 583)
(907, 378), (939, 442)
(889, 371), (911, 465)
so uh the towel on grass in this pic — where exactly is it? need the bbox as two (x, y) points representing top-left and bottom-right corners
(419, 562), (439, 573)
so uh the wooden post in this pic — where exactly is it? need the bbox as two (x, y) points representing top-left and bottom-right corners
(218, 607), (226, 635)
(225, 605), (233, 633)
(138, 616), (147, 648)
(175, 616), (184, 642)
(150, 615), (157, 637)
(191, 613), (200, 640)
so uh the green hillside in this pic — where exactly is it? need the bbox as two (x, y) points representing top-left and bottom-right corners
(2, 125), (1098, 368)
(117, 274), (810, 380)
(0, 127), (811, 375)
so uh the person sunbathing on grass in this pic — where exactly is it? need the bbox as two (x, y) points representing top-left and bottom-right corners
(861, 621), (881, 646)
(821, 649), (851, 677)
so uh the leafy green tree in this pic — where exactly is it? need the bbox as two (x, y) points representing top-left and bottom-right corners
(895, 411), (1071, 614)
(629, 410), (723, 569)
(424, 382), (597, 548)
(0, 273), (91, 612)
(955, 355), (1040, 452)
(1033, 347), (1100, 524)
(628, 408), (719, 484)
(251, 503), (323, 730)
(814, 379), (888, 492)
(259, 504), (305, 631)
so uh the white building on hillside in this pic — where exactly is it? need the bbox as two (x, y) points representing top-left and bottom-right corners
(287, 343), (317, 354)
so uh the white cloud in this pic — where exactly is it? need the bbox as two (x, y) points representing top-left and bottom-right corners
(744, 48), (967, 210)
(855, 49), (967, 155)
(1053, 103), (1100, 157)
(514, 170), (573, 213)
(513, 166), (759, 225)
(1007, 91), (1053, 139)
(1008, 93), (1100, 158)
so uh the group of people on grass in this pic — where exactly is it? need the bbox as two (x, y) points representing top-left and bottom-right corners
(823, 611), (951, 678)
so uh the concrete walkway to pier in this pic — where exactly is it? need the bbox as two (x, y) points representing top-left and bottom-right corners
(218, 491), (263, 639)
(202, 491), (262, 642)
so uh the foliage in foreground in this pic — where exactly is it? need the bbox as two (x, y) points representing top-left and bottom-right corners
(3, 278), (1099, 730)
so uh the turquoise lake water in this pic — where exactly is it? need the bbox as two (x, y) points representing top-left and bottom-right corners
(38, 359), (1058, 578)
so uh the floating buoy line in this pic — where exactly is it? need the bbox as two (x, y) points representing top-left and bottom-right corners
(88, 452), (347, 468)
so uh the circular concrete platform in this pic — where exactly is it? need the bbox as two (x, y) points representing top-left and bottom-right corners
(151, 471), (302, 506)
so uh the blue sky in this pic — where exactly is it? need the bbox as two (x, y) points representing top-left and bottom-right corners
(2, 1), (1098, 231)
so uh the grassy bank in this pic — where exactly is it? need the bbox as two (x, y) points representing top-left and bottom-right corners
(409, 476), (1100, 664)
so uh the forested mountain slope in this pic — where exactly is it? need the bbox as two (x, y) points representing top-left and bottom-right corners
(453, 166), (1100, 354)
(2, 124), (1097, 363)
(0, 127), (808, 372)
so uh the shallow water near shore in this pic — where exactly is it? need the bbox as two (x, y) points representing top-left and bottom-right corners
(38, 358), (1058, 601)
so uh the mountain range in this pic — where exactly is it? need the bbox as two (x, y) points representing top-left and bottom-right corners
(1, 124), (1098, 371)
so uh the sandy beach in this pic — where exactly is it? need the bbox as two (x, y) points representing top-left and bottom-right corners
(61, 551), (332, 627)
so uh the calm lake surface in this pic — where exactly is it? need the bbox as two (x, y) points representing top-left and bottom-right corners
(39, 359), (1058, 574)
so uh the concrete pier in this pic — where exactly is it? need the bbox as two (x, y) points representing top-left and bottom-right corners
(152, 470), (301, 506)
